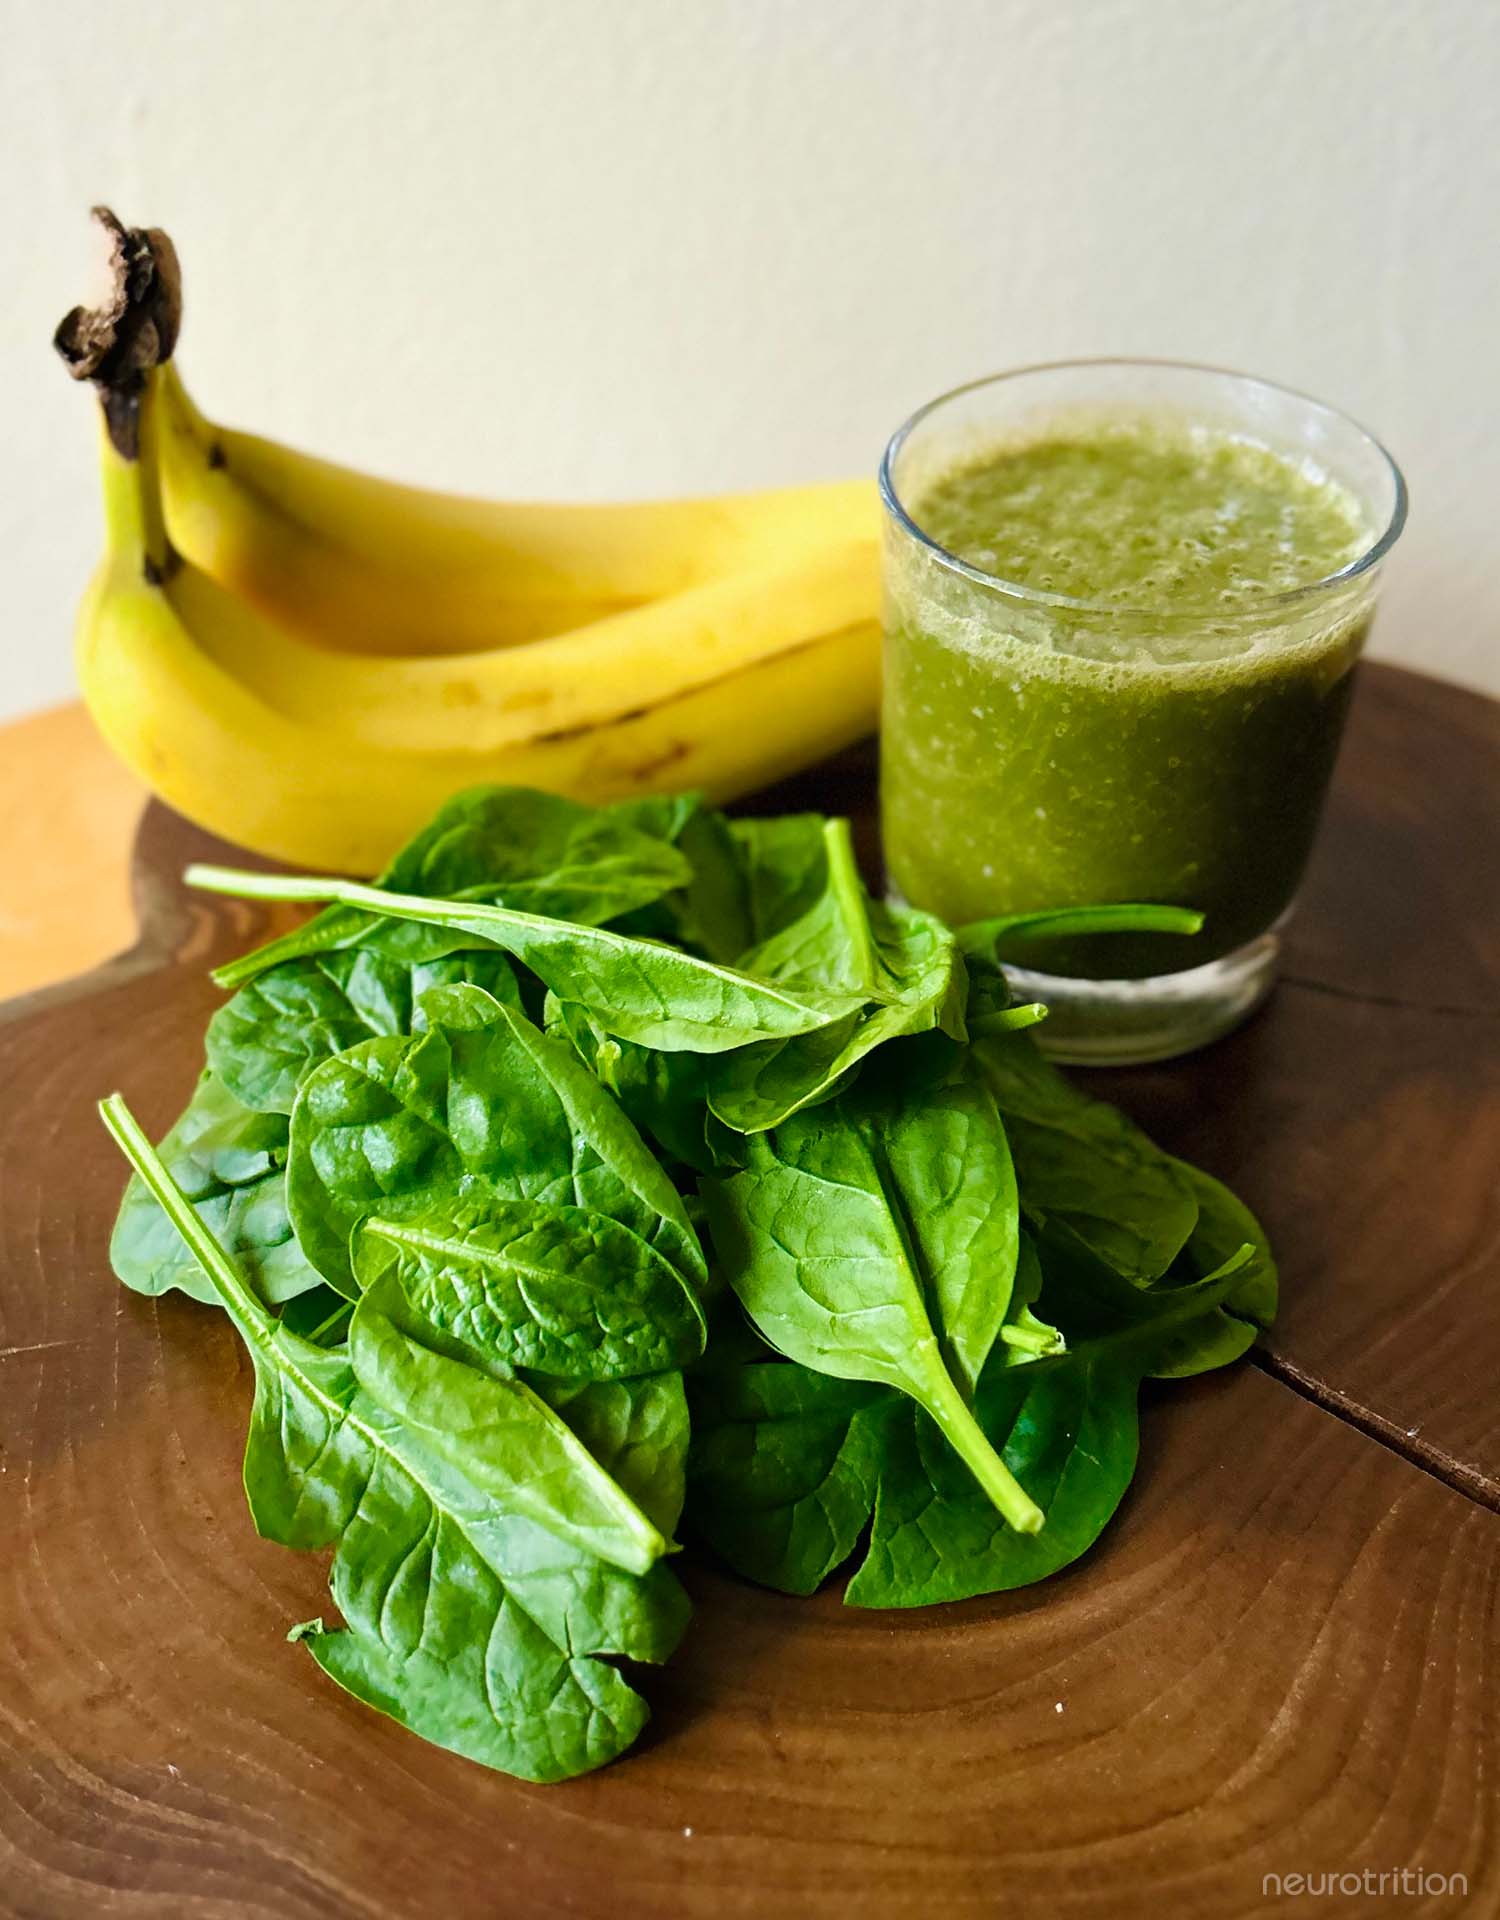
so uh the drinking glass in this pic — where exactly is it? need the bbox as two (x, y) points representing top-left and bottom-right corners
(879, 360), (1407, 1063)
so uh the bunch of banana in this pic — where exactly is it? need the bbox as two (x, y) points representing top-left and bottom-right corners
(56, 211), (880, 872)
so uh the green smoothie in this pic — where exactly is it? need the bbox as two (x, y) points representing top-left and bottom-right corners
(882, 422), (1376, 977)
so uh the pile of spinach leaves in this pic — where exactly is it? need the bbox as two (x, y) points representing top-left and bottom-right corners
(103, 783), (1274, 1784)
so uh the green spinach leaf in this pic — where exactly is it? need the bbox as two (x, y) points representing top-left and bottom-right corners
(957, 903), (1204, 959)
(609, 795), (754, 964)
(732, 819), (882, 997)
(287, 985), (706, 1296)
(702, 1054), (1040, 1531)
(348, 1270), (673, 1570)
(352, 1196), (706, 1379)
(109, 1072), (320, 1307)
(730, 813), (832, 944)
(193, 865), (866, 1054)
(545, 996), (719, 1173)
(973, 1030), (1199, 1281)
(994, 1229), (1066, 1363)
(213, 787), (693, 989)
(101, 1095), (688, 1784)
(707, 899), (965, 1133)
(689, 1251), (1248, 1605)
(206, 948), (521, 1114)
(686, 1362), (899, 1595)
(1163, 1156), (1278, 1332)
(535, 1371), (690, 1543)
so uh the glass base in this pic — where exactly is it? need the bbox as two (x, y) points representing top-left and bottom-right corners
(1003, 927), (1281, 1066)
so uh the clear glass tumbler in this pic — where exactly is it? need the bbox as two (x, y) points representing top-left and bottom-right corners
(879, 360), (1407, 1064)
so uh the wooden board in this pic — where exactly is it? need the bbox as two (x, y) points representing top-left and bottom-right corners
(0, 703), (143, 1000)
(1102, 666), (1500, 1507)
(2, 660), (1498, 1916)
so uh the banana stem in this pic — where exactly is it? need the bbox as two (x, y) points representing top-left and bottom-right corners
(96, 366), (174, 582)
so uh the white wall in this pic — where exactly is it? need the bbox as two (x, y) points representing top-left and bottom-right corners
(4, 0), (1497, 721)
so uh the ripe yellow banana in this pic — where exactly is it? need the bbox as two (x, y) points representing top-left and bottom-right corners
(157, 360), (879, 657)
(76, 390), (878, 871)
(59, 210), (881, 870)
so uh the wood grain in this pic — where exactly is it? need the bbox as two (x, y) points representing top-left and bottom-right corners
(0, 1007), (1494, 1918)
(1, 660), (1498, 1916)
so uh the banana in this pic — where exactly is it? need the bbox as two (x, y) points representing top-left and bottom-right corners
(76, 395), (879, 872)
(157, 360), (879, 657)
(58, 209), (881, 871)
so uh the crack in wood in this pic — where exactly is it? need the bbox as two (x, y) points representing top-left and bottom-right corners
(1281, 970), (1499, 1020)
(1250, 1345), (1500, 1516)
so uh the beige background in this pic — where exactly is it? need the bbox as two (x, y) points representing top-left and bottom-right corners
(3, 0), (1496, 722)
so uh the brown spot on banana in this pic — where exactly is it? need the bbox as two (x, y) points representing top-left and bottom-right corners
(531, 626), (863, 746)
(626, 740), (693, 782)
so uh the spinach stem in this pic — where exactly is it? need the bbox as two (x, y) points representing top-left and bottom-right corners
(98, 1094), (268, 1345)
(959, 902), (1204, 959)
(919, 1354), (1045, 1534)
(820, 819), (880, 996)
(971, 1001), (1049, 1035)
(188, 865), (395, 908)
(999, 1321), (1065, 1356)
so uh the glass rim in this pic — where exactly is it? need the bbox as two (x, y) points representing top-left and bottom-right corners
(878, 357), (1409, 620)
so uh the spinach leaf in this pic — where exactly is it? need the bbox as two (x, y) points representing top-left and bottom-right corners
(610, 795), (753, 964)
(843, 1346), (1146, 1607)
(100, 1095), (688, 1783)
(536, 1371), (690, 1542)
(702, 1054), (1040, 1532)
(969, 1000), (1049, 1037)
(686, 1362), (898, 1595)
(544, 996), (718, 1174)
(192, 865), (865, 1054)
(1164, 1156), (1279, 1333)
(730, 813), (832, 944)
(604, 792), (704, 844)
(706, 900), (965, 1133)
(702, 822), (967, 1133)
(206, 948), (521, 1114)
(212, 786), (692, 989)
(733, 820), (882, 996)
(287, 985), (706, 1296)
(688, 1252), (1249, 1605)
(276, 1284), (354, 1345)
(1055, 1155), (1275, 1378)
(958, 903), (1197, 1038)
(349, 1270), (673, 1570)
(352, 1196), (706, 1380)
(109, 1072), (320, 1307)
(972, 1030), (1199, 1281)
(1027, 1212), (1267, 1379)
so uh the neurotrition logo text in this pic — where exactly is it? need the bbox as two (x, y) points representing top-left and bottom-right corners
(1262, 1869), (1468, 1901)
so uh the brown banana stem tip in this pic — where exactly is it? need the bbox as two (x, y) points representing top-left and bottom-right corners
(54, 208), (182, 458)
